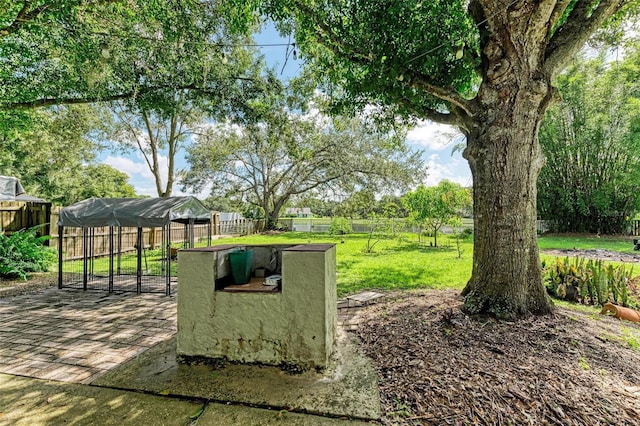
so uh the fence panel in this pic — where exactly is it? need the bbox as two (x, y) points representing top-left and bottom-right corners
(279, 217), (473, 235)
(0, 201), (52, 240)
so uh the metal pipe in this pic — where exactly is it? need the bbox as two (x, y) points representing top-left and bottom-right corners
(137, 227), (142, 294)
(108, 226), (114, 293)
(58, 225), (63, 289)
(82, 227), (88, 291)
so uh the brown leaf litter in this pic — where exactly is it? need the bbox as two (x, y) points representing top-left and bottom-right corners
(355, 289), (640, 425)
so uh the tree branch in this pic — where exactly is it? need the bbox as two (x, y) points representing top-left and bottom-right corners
(1, 3), (49, 37)
(548, 0), (573, 31)
(2, 78), (256, 110)
(1, 0), (123, 38)
(291, 0), (374, 63)
(545, 0), (626, 76)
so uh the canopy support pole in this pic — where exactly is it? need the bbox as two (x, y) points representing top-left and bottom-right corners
(136, 227), (142, 294)
(108, 226), (114, 293)
(82, 227), (88, 291)
(58, 225), (63, 289)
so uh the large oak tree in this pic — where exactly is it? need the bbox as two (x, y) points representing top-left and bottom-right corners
(253, 0), (634, 317)
(183, 98), (424, 228)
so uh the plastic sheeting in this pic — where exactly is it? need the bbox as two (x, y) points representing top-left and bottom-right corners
(58, 196), (211, 228)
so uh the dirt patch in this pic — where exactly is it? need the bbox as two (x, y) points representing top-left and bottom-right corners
(542, 248), (640, 264)
(0, 272), (57, 297)
(355, 290), (640, 425)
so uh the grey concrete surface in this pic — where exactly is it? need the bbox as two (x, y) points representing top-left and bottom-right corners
(0, 287), (380, 424)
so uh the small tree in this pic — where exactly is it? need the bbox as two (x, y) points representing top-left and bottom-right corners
(403, 180), (471, 247)
(364, 214), (392, 253)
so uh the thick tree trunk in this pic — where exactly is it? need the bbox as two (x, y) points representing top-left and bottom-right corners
(462, 95), (554, 318)
(265, 201), (284, 230)
(457, 1), (560, 318)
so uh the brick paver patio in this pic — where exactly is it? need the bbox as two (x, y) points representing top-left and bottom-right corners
(0, 287), (375, 386)
(0, 288), (176, 384)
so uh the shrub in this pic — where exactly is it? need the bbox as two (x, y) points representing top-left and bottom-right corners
(328, 217), (352, 235)
(543, 257), (637, 308)
(0, 226), (56, 280)
(460, 227), (473, 240)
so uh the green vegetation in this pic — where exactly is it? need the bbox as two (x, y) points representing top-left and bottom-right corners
(402, 180), (472, 247)
(210, 232), (473, 296)
(328, 217), (352, 236)
(538, 235), (634, 253)
(0, 226), (56, 280)
(538, 50), (640, 234)
(56, 231), (640, 303)
(543, 257), (636, 308)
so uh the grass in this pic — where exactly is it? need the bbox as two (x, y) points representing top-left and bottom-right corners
(538, 235), (634, 252)
(209, 232), (473, 296)
(55, 231), (638, 298)
(65, 247), (174, 277)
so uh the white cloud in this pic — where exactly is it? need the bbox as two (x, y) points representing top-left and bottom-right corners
(102, 155), (153, 180)
(425, 155), (472, 188)
(101, 154), (211, 199)
(407, 121), (462, 151)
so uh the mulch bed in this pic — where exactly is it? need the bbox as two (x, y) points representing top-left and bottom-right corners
(0, 272), (57, 297)
(355, 290), (640, 425)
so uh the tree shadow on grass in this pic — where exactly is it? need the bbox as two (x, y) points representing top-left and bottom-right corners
(339, 263), (456, 296)
(380, 242), (458, 254)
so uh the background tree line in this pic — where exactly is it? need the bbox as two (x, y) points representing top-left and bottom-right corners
(538, 46), (640, 234)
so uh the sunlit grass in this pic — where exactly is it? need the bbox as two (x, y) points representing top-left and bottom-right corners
(538, 235), (634, 252)
(210, 232), (473, 296)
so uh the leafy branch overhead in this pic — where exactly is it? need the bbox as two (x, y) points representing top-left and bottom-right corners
(260, 0), (630, 131)
(0, 0), (264, 110)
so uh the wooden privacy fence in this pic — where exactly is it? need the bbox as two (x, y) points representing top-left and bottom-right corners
(0, 203), (257, 257)
(52, 223), (213, 261)
(0, 201), (52, 239)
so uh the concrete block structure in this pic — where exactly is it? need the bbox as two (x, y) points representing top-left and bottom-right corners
(177, 244), (336, 369)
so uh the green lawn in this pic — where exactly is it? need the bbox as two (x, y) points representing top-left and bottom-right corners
(210, 232), (473, 296)
(60, 232), (638, 297)
(208, 232), (638, 296)
(538, 235), (635, 252)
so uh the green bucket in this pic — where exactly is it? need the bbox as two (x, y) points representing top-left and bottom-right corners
(229, 249), (253, 284)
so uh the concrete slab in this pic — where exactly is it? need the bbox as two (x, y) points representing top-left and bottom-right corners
(0, 373), (367, 426)
(0, 373), (202, 426)
(94, 329), (381, 421)
(346, 291), (385, 307)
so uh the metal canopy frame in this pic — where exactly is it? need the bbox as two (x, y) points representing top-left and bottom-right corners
(57, 197), (212, 296)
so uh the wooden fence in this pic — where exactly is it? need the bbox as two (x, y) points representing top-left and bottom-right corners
(1, 201), (259, 254)
(0, 201), (52, 240)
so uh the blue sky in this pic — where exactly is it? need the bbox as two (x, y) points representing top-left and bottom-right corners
(100, 25), (472, 197)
